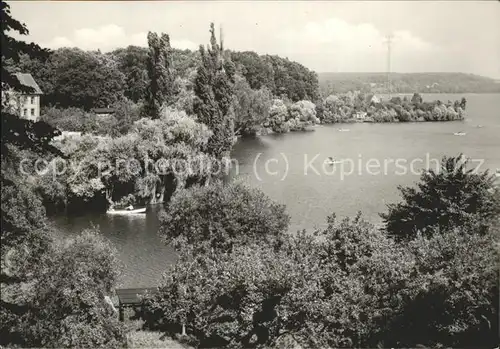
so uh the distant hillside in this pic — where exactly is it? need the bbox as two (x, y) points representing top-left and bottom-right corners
(318, 72), (500, 95)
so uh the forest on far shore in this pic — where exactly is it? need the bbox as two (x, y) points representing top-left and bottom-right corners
(318, 72), (500, 94)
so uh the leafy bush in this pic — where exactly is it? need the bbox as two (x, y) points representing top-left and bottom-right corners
(159, 181), (290, 253)
(147, 154), (500, 348)
(41, 106), (97, 133)
(112, 98), (142, 135)
(147, 184), (499, 349)
(267, 99), (290, 133)
(126, 330), (187, 348)
(371, 107), (396, 122)
(42, 99), (142, 137)
(38, 48), (126, 110)
(319, 93), (466, 124)
(232, 74), (273, 136)
(381, 154), (500, 240)
(387, 226), (499, 348)
(145, 213), (415, 348)
(232, 52), (319, 101)
(321, 94), (344, 123)
(289, 100), (319, 123)
(1, 171), (54, 346)
(411, 92), (423, 104)
(172, 76), (196, 116)
(26, 229), (125, 348)
(142, 241), (363, 348)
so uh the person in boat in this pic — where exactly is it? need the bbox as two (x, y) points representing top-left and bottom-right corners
(126, 204), (134, 211)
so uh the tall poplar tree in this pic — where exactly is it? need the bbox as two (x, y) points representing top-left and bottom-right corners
(144, 32), (173, 119)
(194, 23), (236, 159)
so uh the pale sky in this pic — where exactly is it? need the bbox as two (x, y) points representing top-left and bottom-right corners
(8, 1), (500, 78)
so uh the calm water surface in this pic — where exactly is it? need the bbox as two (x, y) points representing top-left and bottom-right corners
(53, 93), (500, 287)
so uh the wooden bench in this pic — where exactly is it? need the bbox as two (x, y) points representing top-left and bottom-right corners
(115, 287), (159, 321)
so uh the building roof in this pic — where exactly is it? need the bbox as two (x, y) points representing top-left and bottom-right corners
(365, 94), (380, 103)
(14, 73), (43, 94)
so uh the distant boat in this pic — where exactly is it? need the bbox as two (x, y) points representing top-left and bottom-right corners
(338, 128), (350, 132)
(326, 157), (344, 165)
(476, 125), (483, 128)
(107, 206), (147, 215)
(453, 132), (466, 136)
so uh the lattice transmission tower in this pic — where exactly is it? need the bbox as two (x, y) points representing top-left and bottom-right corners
(384, 33), (394, 98)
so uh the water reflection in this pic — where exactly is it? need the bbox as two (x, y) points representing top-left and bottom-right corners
(53, 206), (175, 288)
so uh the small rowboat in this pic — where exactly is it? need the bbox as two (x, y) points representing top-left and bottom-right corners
(106, 207), (146, 215)
(325, 157), (344, 165)
(453, 132), (466, 136)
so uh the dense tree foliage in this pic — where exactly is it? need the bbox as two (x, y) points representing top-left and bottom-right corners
(1, 2), (60, 156)
(41, 48), (126, 110)
(36, 107), (216, 213)
(14, 48), (126, 110)
(264, 98), (320, 133)
(144, 32), (174, 118)
(232, 74), (273, 136)
(142, 237), (369, 348)
(1, 161), (54, 346)
(26, 230), (125, 348)
(232, 51), (319, 102)
(287, 100), (319, 131)
(318, 91), (466, 124)
(110, 46), (200, 107)
(1, 1), (48, 89)
(1, 10), (59, 342)
(389, 226), (499, 347)
(193, 23), (236, 159)
(231, 51), (275, 91)
(159, 181), (290, 253)
(1, 4), (125, 348)
(145, 161), (499, 348)
(41, 99), (142, 137)
(109, 46), (149, 103)
(382, 154), (500, 240)
(320, 93), (355, 123)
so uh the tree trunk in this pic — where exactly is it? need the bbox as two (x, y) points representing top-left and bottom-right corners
(148, 180), (158, 205)
(156, 178), (165, 203)
(175, 176), (186, 193)
(105, 187), (114, 208)
(149, 178), (166, 205)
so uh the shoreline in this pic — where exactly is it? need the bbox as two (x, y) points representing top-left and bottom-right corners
(247, 117), (467, 137)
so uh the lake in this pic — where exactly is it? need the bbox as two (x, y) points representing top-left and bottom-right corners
(53, 93), (500, 288)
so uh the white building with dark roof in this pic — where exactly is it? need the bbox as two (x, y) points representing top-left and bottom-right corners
(5, 73), (43, 121)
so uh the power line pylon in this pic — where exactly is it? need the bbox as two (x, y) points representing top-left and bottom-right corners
(384, 33), (394, 98)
